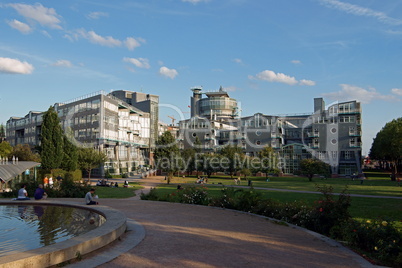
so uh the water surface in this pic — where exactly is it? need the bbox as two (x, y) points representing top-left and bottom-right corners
(0, 205), (105, 257)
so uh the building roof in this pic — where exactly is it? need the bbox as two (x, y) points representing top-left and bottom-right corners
(0, 161), (40, 183)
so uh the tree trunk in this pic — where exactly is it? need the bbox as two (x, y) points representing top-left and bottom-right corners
(87, 169), (91, 184)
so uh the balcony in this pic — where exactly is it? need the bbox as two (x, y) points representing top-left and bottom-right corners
(307, 132), (319, 138)
(338, 108), (362, 115)
(349, 142), (361, 148)
(349, 131), (361, 137)
(308, 143), (319, 149)
(271, 133), (281, 138)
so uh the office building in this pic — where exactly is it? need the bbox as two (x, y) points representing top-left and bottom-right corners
(179, 87), (362, 176)
(6, 90), (157, 176)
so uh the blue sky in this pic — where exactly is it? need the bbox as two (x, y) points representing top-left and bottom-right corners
(0, 0), (401, 155)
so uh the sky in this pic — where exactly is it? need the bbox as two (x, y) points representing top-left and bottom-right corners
(0, 0), (401, 156)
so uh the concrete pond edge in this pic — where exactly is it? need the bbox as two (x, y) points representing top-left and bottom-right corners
(0, 200), (127, 268)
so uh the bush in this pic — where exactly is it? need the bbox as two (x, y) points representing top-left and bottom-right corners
(338, 219), (402, 266)
(51, 169), (82, 182)
(301, 185), (351, 236)
(140, 187), (161, 201)
(166, 186), (210, 205)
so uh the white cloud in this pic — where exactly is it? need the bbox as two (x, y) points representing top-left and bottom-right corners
(223, 86), (238, 92)
(0, 57), (34, 74)
(318, 0), (402, 26)
(299, 79), (316, 86)
(182, 0), (209, 4)
(291, 60), (301, 64)
(233, 58), (243, 64)
(391, 88), (402, 96)
(159, 66), (178, 79)
(74, 29), (145, 50)
(86, 11), (109, 20)
(41, 30), (51, 38)
(249, 70), (298, 85)
(7, 3), (62, 29)
(6, 19), (32, 34)
(322, 84), (397, 104)
(124, 37), (145, 51)
(249, 69), (315, 86)
(123, 57), (150, 69)
(78, 29), (121, 47)
(63, 34), (75, 42)
(52, 60), (73, 68)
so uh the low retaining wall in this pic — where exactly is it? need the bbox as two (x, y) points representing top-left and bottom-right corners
(0, 200), (126, 268)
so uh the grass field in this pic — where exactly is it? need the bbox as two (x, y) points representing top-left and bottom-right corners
(150, 170), (402, 229)
(92, 182), (141, 198)
(170, 171), (402, 197)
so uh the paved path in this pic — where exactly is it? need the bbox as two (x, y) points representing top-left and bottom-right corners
(60, 176), (376, 267)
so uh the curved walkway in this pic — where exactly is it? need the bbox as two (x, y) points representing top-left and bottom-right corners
(58, 176), (375, 267)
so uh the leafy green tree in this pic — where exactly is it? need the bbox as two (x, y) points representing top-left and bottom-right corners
(370, 117), (402, 180)
(219, 145), (244, 178)
(181, 148), (197, 176)
(201, 153), (220, 178)
(0, 141), (12, 158)
(13, 144), (40, 162)
(240, 168), (251, 179)
(299, 158), (331, 182)
(154, 131), (180, 183)
(193, 136), (202, 153)
(0, 124), (5, 142)
(61, 135), (78, 172)
(78, 147), (107, 182)
(258, 146), (280, 178)
(40, 106), (64, 171)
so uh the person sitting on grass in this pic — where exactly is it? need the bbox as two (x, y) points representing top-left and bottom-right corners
(85, 188), (99, 205)
(34, 184), (48, 200)
(16, 184), (30, 200)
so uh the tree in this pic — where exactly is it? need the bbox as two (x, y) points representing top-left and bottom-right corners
(78, 147), (107, 182)
(40, 106), (64, 171)
(258, 146), (280, 178)
(13, 144), (40, 162)
(370, 117), (402, 180)
(0, 141), (12, 158)
(299, 158), (331, 182)
(0, 124), (5, 142)
(154, 131), (180, 184)
(61, 135), (78, 172)
(181, 148), (197, 176)
(193, 136), (202, 153)
(201, 153), (221, 178)
(219, 145), (244, 178)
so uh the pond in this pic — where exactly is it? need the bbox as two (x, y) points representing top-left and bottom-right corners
(0, 205), (106, 257)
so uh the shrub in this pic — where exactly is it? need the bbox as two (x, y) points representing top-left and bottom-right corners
(302, 185), (351, 236)
(338, 219), (402, 266)
(140, 187), (160, 201)
(166, 186), (210, 205)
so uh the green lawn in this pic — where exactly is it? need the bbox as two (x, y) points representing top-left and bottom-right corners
(151, 182), (402, 229)
(173, 171), (402, 197)
(92, 183), (141, 198)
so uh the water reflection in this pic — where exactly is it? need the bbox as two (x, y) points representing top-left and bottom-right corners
(0, 205), (106, 257)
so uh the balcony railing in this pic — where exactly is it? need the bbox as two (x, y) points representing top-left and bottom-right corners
(308, 143), (319, 149)
(308, 132), (319, 138)
(349, 131), (361, 137)
(349, 142), (361, 148)
(338, 108), (362, 114)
